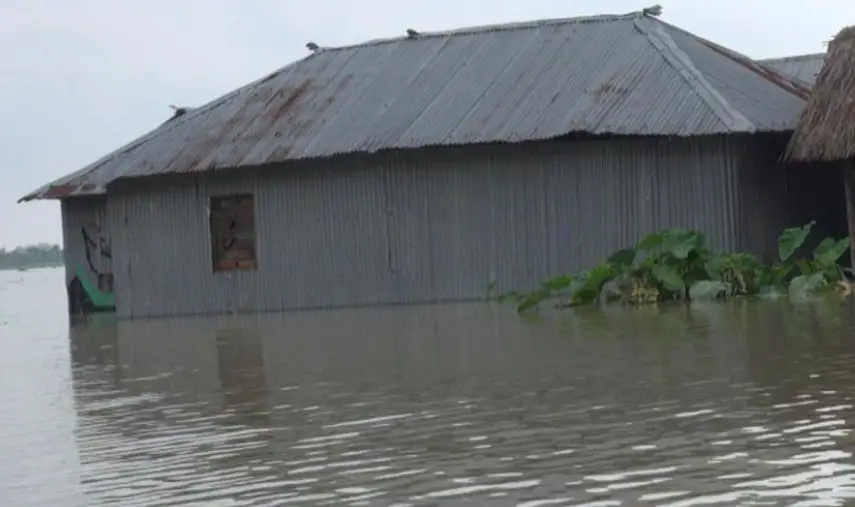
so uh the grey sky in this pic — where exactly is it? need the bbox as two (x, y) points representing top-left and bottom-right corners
(1, 0), (849, 249)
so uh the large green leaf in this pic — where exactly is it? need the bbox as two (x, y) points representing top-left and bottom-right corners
(761, 262), (795, 287)
(572, 263), (617, 304)
(637, 231), (665, 252)
(652, 264), (685, 294)
(813, 237), (850, 268)
(663, 229), (706, 259)
(705, 253), (728, 279)
(794, 259), (815, 276)
(541, 275), (574, 292)
(607, 248), (637, 270)
(778, 221), (814, 262)
(705, 252), (762, 280)
(516, 288), (550, 313)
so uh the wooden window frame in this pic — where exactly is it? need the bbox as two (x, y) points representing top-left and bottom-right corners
(209, 193), (258, 273)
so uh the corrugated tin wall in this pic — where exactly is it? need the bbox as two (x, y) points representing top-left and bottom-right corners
(61, 197), (114, 301)
(103, 136), (775, 319)
(733, 135), (792, 259)
(734, 134), (848, 261)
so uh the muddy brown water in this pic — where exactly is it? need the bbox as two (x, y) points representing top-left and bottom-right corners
(3, 268), (855, 506)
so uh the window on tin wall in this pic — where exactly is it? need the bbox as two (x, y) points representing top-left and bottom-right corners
(210, 194), (258, 272)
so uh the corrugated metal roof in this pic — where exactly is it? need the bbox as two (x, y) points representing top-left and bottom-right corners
(759, 53), (826, 86)
(20, 12), (810, 202)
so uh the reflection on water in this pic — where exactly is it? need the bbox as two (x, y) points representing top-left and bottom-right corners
(4, 268), (855, 505)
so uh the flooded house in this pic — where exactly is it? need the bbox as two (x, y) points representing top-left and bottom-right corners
(786, 26), (855, 266)
(19, 10), (844, 319)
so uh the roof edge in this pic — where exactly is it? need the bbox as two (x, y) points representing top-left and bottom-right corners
(633, 17), (755, 132)
(18, 183), (106, 203)
(18, 58), (308, 203)
(759, 52), (826, 64)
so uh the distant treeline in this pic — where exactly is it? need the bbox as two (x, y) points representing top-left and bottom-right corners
(0, 244), (63, 270)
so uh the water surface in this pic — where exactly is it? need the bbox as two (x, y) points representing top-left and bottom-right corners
(3, 268), (855, 505)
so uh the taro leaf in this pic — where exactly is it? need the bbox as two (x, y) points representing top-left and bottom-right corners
(637, 231), (665, 253)
(607, 248), (637, 270)
(516, 288), (550, 314)
(813, 237), (835, 260)
(764, 262), (794, 287)
(705, 254), (728, 279)
(541, 275), (574, 292)
(572, 263), (617, 305)
(664, 229), (705, 259)
(652, 264), (685, 294)
(710, 253), (759, 282)
(814, 237), (850, 268)
(794, 259), (814, 276)
(778, 221), (814, 262)
(788, 272), (826, 300)
(688, 280), (730, 302)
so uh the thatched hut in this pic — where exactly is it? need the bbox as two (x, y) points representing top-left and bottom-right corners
(787, 27), (855, 162)
(786, 26), (855, 265)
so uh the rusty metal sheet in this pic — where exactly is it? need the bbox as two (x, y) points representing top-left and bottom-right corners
(21, 12), (809, 202)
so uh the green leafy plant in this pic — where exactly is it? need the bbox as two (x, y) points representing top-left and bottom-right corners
(504, 222), (852, 314)
(797, 237), (850, 279)
(706, 252), (764, 295)
(779, 221), (815, 263)
(502, 274), (575, 313)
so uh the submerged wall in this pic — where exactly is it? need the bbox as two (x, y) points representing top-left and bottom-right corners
(91, 135), (840, 319)
(60, 197), (116, 313)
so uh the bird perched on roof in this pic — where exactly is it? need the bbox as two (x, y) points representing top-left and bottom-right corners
(642, 4), (663, 16)
(406, 28), (419, 39)
(167, 105), (192, 121)
(306, 42), (320, 52)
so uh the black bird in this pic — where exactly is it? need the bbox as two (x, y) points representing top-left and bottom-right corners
(167, 105), (192, 122)
(169, 104), (191, 115)
(306, 42), (320, 52)
(406, 28), (419, 39)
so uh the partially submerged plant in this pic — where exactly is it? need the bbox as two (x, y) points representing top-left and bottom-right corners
(499, 221), (852, 314)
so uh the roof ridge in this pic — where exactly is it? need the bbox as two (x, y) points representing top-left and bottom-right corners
(650, 20), (811, 98)
(311, 12), (643, 54)
(632, 17), (754, 132)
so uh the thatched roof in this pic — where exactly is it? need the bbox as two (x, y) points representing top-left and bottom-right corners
(786, 26), (855, 163)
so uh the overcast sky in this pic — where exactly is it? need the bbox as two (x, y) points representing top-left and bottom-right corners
(0, 0), (850, 249)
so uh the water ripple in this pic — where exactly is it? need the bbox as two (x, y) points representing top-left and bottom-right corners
(5, 269), (855, 505)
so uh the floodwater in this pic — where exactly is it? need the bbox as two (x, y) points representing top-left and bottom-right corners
(3, 269), (855, 506)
